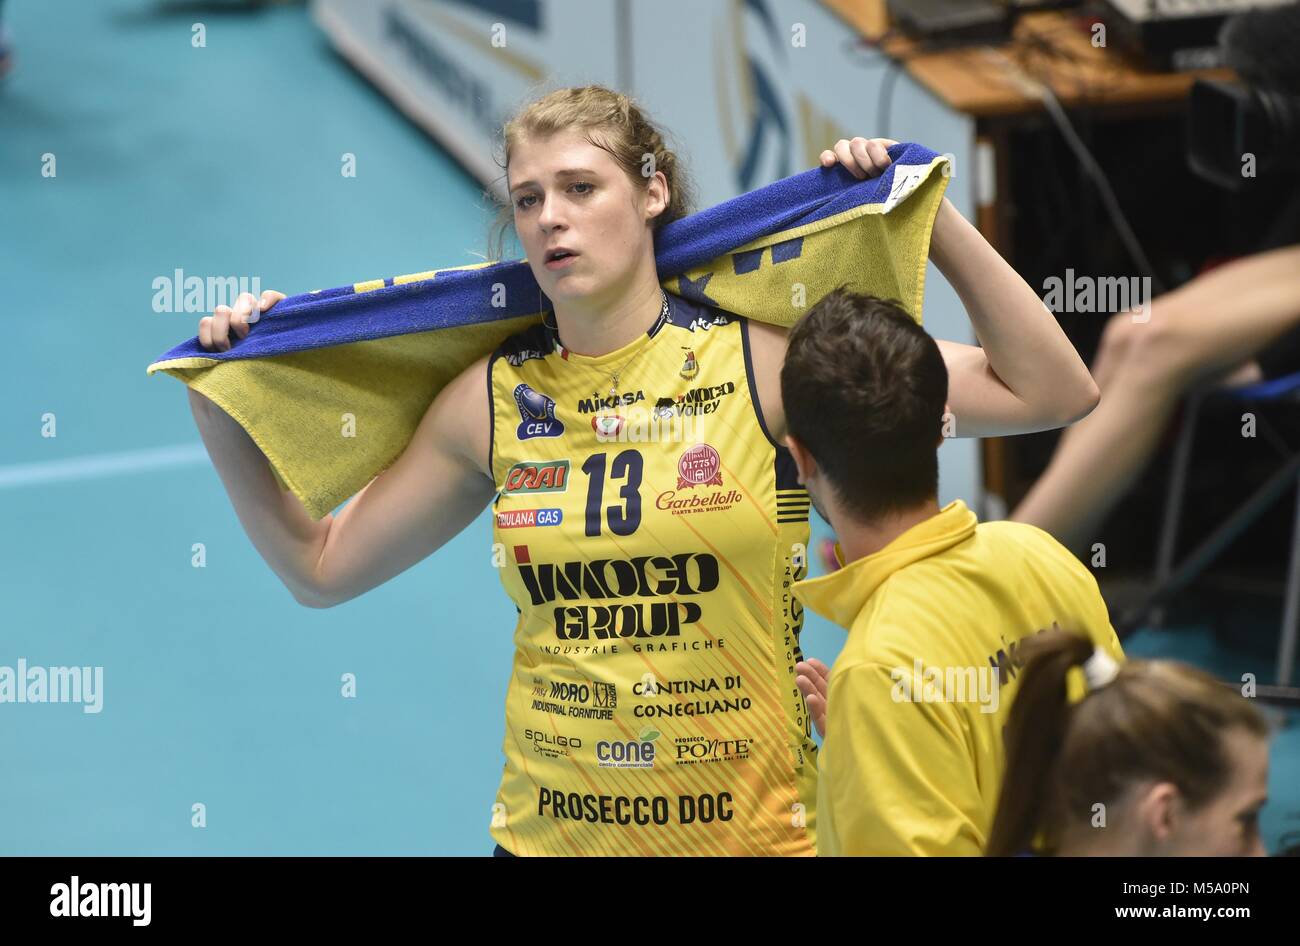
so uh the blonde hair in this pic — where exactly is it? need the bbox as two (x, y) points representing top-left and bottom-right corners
(486, 84), (696, 261)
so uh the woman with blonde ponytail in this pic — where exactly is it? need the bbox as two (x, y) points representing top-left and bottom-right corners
(986, 629), (1272, 857)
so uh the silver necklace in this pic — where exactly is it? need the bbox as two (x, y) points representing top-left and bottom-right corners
(605, 290), (669, 397)
(552, 291), (670, 398)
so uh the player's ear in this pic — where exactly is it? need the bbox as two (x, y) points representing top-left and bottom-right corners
(786, 434), (816, 484)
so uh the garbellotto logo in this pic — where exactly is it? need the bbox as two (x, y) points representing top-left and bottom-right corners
(677, 444), (723, 489)
(655, 488), (743, 516)
(502, 459), (569, 494)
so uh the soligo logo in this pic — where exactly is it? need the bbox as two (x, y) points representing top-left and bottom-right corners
(523, 728), (583, 759)
(502, 459), (569, 495)
(514, 384), (564, 439)
(596, 728), (660, 768)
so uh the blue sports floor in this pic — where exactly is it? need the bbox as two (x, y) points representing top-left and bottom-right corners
(1, 1), (1296, 855)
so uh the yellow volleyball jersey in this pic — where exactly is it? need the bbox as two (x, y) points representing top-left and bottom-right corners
(485, 291), (817, 856)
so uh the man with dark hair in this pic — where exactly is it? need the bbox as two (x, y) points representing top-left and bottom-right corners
(783, 287), (1125, 856)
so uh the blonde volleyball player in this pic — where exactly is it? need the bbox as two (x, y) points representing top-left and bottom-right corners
(189, 85), (1099, 856)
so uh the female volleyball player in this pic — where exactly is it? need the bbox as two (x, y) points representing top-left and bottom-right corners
(189, 85), (1099, 856)
(986, 628), (1271, 856)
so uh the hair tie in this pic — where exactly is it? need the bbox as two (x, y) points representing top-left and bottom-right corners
(1082, 648), (1121, 691)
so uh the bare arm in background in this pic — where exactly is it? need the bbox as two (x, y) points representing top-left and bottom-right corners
(1012, 243), (1300, 553)
(190, 291), (497, 608)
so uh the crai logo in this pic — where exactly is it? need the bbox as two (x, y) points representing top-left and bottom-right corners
(502, 459), (569, 494)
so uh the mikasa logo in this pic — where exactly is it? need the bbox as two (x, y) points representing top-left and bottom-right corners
(50, 876), (151, 926)
(577, 390), (644, 413)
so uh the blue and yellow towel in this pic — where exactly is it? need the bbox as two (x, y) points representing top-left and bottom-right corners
(148, 143), (951, 520)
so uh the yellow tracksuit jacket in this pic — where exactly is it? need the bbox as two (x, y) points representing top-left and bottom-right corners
(793, 499), (1124, 856)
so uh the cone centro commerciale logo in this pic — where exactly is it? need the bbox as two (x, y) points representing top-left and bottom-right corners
(596, 728), (661, 768)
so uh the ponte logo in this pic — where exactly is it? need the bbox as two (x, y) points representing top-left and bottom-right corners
(502, 459), (569, 495)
